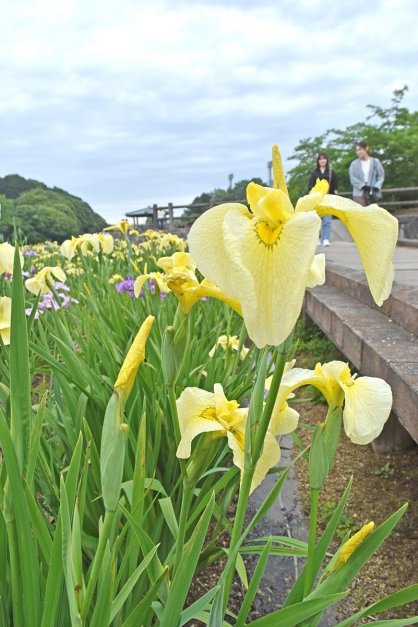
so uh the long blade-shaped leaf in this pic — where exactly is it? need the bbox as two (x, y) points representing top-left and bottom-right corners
(159, 493), (215, 627)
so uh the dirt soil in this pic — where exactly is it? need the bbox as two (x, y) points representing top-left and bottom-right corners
(294, 394), (418, 623)
(187, 394), (418, 626)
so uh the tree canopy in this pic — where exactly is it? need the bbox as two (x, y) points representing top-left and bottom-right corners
(0, 175), (107, 243)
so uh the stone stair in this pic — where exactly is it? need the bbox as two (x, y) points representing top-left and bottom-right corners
(304, 262), (418, 450)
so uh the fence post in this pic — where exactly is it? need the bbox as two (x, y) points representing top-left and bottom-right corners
(152, 204), (158, 229)
(168, 202), (174, 230)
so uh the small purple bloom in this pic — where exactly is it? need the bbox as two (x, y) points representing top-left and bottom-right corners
(115, 276), (135, 297)
(23, 249), (38, 257)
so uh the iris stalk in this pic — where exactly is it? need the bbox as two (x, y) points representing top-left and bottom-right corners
(222, 332), (293, 613)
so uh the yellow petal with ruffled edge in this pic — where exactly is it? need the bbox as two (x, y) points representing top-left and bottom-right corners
(0, 297), (12, 346)
(114, 315), (154, 401)
(227, 428), (281, 494)
(306, 254), (326, 288)
(271, 400), (300, 435)
(176, 387), (226, 458)
(314, 195), (398, 305)
(247, 183), (294, 223)
(0, 243), (24, 275)
(99, 233), (114, 254)
(188, 203), (252, 303)
(222, 208), (321, 347)
(60, 237), (78, 260)
(340, 376), (392, 444)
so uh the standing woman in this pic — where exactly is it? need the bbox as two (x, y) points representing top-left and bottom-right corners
(308, 152), (338, 247)
(349, 141), (384, 206)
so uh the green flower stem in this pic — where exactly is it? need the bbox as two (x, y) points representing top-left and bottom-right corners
(81, 509), (115, 617)
(253, 332), (293, 461)
(222, 332), (293, 613)
(303, 487), (319, 597)
(222, 462), (254, 612)
(173, 480), (194, 574)
(167, 385), (187, 482)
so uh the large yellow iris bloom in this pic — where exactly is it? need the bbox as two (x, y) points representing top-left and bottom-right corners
(188, 146), (398, 348)
(269, 360), (392, 445)
(176, 384), (280, 493)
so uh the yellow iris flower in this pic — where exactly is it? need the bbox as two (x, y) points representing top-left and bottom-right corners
(208, 334), (249, 360)
(269, 360), (392, 445)
(176, 384), (280, 493)
(25, 266), (67, 295)
(104, 219), (131, 235)
(188, 145), (398, 348)
(0, 296), (12, 345)
(60, 233), (114, 259)
(134, 251), (242, 315)
(0, 243), (24, 275)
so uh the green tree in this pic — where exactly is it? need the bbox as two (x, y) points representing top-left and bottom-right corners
(287, 86), (418, 203)
(0, 177), (107, 243)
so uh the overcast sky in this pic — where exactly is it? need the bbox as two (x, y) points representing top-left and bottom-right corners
(0, 0), (417, 224)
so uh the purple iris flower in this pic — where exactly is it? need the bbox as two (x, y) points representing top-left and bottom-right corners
(115, 276), (135, 297)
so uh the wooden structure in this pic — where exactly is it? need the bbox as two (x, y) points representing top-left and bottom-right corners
(125, 187), (418, 230)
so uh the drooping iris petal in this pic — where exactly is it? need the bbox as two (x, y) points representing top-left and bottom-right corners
(0, 296), (12, 345)
(227, 428), (281, 494)
(176, 387), (239, 458)
(306, 254), (326, 288)
(271, 400), (300, 435)
(221, 208), (321, 347)
(0, 243), (24, 274)
(340, 376), (392, 445)
(188, 203), (252, 303)
(313, 195), (398, 306)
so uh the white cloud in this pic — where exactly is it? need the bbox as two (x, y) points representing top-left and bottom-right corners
(0, 0), (417, 223)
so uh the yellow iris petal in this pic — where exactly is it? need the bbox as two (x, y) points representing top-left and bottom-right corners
(0, 297), (12, 346)
(306, 254), (326, 288)
(0, 243), (24, 275)
(272, 144), (289, 196)
(222, 208), (320, 348)
(340, 376), (392, 444)
(315, 195), (398, 305)
(227, 429), (281, 494)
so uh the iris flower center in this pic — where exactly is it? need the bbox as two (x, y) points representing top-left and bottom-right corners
(254, 220), (283, 247)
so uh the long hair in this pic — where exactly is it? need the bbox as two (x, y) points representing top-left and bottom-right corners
(316, 152), (329, 169)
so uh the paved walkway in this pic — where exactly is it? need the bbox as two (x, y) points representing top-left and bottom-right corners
(321, 241), (418, 288)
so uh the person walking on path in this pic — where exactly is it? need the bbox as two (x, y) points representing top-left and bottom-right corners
(308, 152), (338, 247)
(349, 141), (385, 206)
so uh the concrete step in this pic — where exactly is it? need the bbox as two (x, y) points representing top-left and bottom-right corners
(325, 264), (418, 337)
(304, 284), (418, 445)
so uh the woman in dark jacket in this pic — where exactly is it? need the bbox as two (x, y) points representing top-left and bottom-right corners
(308, 152), (338, 246)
